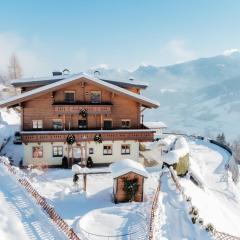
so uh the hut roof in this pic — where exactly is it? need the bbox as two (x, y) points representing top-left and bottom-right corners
(110, 159), (148, 179)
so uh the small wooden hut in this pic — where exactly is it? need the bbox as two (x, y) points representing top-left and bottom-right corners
(110, 159), (148, 203)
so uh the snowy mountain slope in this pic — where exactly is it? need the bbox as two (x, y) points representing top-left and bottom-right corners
(87, 52), (240, 140)
(0, 108), (20, 150)
(0, 162), (67, 240)
(180, 139), (240, 236)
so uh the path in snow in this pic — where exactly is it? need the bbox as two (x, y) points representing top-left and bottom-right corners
(155, 171), (211, 240)
(181, 139), (240, 236)
(0, 164), (67, 240)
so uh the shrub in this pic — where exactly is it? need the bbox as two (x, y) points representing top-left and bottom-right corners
(191, 217), (197, 224)
(205, 223), (215, 233)
(186, 196), (192, 202)
(189, 206), (198, 216)
(198, 218), (204, 225)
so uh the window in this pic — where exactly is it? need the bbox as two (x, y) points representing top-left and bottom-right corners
(121, 120), (131, 129)
(64, 91), (75, 103)
(32, 120), (43, 129)
(89, 148), (94, 154)
(103, 120), (112, 130)
(32, 146), (43, 158)
(103, 145), (112, 155)
(53, 119), (62, 130)
(53, 146), (63, 157)
(91, 91), (101, 103)
(78, 119), (88, 129)
(121, 144), (130, 155)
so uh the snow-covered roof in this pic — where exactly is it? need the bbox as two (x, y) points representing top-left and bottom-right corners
(11, 73), (148, 89)
(0, 73), (159, 109)
(144, 121), (167, 129)
(163, 137), (189, 165)
(110, 159), (148, 178)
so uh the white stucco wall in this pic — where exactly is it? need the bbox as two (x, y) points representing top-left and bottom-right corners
(23, 140), (139, 166)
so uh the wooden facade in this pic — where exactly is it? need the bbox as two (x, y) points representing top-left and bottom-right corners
(114, 172), (145, 203)
(0, 74), (159, 166)
(21, 80), (142, 133)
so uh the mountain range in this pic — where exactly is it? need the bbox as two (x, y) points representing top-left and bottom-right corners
(87, 50), (240, 141)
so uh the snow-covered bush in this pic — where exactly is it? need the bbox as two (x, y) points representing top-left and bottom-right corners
(163, 137), (190, 176)
(198, 218), (204, 226)
(205, 223), (215, 233)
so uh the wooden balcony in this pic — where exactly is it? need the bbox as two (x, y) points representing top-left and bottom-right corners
(20, 129), (155, 143)
(52, 102), (112, 114)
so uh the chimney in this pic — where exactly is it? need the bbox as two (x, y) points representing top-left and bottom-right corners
(52, 71), (62, 76)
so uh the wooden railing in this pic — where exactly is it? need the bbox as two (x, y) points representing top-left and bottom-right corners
(214, 231), (240, 240)
(19, 179), (80, 240)
(169, 166), (240, 240)
(148, 175), (162, 240)
(21, 129), (155, 143)
(53, 104), (112, 115)
(0, 158), (80, 240)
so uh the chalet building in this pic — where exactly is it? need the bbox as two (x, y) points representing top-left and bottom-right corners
(0, 72), (159, 167)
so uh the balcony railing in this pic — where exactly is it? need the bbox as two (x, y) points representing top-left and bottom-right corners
(52, 102), (112, 114)
(53, 101), (112, 105)
(21, 128), (155, 143)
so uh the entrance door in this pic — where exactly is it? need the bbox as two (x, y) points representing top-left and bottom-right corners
(73, 147), (82, 164)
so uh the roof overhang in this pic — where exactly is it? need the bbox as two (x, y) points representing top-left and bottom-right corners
(0, 74), (160, 109)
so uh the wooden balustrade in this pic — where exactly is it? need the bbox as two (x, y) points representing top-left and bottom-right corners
(53, 104), (112, 114)
(21, 130), (155, 143)
(0, 159), (81, 240)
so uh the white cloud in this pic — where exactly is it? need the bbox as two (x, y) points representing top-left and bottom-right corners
(160, 40), (197, 65)
(223, 49), (240, 56)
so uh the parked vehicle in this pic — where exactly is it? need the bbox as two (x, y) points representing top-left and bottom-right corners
(13, 131), (22, 144)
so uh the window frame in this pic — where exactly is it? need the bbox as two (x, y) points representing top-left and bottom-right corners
(89, 148), (94, 155)
(121, 144), (131, 155)
(103, 145), (112, 155)
(90, 91), (102, 104)
(52, 146), (63, 157)
(64, 91), (75, 103)
(52, 119), (63, 130)
(32, 120), (43, 129)
(121, 119), (131, 129)
(78, 119), (88, 129)
(32, 146), (43, 158)
(103, 119), (113, 130)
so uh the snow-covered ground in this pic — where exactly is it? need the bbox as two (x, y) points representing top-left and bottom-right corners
(0, 162), (67, 240)
(0, 108), (20, 152)
(1, 122), (240, 239)
(155, 171), (212, 240)
(30, 167), (160, 239)
(179, 139), (240, 236)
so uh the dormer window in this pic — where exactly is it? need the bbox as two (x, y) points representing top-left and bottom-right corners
(91, 91), (101, 104)
(64, 91), (75, 103)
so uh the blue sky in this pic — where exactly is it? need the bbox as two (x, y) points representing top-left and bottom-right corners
(0, 0), (239, 76)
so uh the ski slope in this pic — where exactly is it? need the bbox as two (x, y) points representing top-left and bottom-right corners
(0, 163), (67, 240)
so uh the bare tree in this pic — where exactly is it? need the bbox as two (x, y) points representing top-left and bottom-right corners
(8, 53), (22, 80)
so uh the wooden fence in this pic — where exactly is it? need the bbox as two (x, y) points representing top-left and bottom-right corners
(0, 158), (81, 240)
(148, 175), (161, 240)
(169, 166), (240, 240)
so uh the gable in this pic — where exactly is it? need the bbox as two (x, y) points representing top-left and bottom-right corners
(0, 74), (160, 108)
